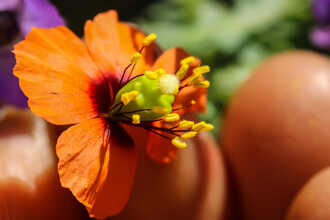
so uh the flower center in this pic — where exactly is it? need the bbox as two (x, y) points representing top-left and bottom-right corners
(102, 33), (213, 148)
(110, 73), (176, 121)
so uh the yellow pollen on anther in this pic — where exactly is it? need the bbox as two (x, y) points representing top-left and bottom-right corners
(173, 85), (179, 95)
(193, 80), (210, 88)
(179, 120), (194, 129)
(152, 106), (170, 114)
(144, 70), (158, 80)
(143, 33), (157, 46)
(132, 114), (140, 124)
(164, 113), (180, 122)
(121, 90), (139, 105)
(188, 73), (202, 83)
(199, 123), (214, 131)
(193, 65), (210, 75)
(155, 68), (166, 76)
(191, 100), (196, 105)
(181, 131), (197, 139)
(180, 56), (195, 66)
(192, 121), (207, 131)
(171, 137), (187, 148)
(131, 52), (142, 64)
(176, 64), (189, 80)
(192, 121), (214, 132)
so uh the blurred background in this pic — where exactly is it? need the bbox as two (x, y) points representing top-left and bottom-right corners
(2, 0), (330, 136)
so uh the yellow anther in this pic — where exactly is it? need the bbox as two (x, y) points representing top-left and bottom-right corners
(152, 106), (170, 114)
(131, 52), (142, 64)
(181, 131), (197, 139)
(192, 121), (214, 132)
(193, 80), (210, 88)
(193, 65), (210, 75)
(191, 100), (196, 105)
(176, 64), (189, 80)
(179, 120), (194, 129)
(144, 70), (158, 80)
(180, 56), (195, 66)
(173, 85), (179, 95)
(132, 114), (140, 124)
(188, 73), (202, 83)
(171, 137), (187, 148)
(143, 33), (157, 46)
(164, 113), (180, 122)
(192, 121), (207, 131)
(155, 68), (166, 76)
(120, 90), (139, 105)
(199, 123), (214, 132)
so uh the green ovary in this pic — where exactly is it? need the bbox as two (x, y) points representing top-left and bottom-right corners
(113, 75), (175, 121)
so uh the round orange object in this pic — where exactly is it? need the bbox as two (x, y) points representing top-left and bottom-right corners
(286, 167), (330, 220)
(0, 107), (88, 220)
(221, 50), (330, 220)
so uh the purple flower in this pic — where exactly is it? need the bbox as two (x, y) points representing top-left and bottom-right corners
(311, 0), (330, 49)
(310, 27), (330, 49)
(312, 0), (330, 25)
(0, 0), (65, 108)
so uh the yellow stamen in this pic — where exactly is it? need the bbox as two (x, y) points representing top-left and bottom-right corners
(132, 114), (140, 124)
(192, 121), (214, 132)
(192, 121), (207, 131)
(164, 113), (180, 122)
(193, 65), (210, 75)
(181, 131), (197, 139)
(176, 64), (189, 80)
(171, 137), (187, 148)
(199, 123), (214, 132)
(193, 80), (210, 88)
(155, 68), (166, 76)
(143, 33), (157, 46)
(191, 100), (196, 105)
(121, 90), (139, 105)
(180, 56), (195, 66)
(179, 120), (194, 129)
(145, 70), (158, 80)
(188, 73), (202, 83)
(152, 106), (170, 114)
(173, 85), (179, 95)
(131, 52), (142, 64)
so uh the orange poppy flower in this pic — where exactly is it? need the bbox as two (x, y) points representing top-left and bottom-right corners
(13, 10), (213, 219)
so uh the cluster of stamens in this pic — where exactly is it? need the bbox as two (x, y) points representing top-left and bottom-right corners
(104, 33), (213, 149)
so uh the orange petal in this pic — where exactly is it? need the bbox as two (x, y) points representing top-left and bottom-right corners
(174, 87), (207, 115)
(56, 119), (136, 219)
(152, 47), (200, 74)
(146, 121), (178, 164)
(118, 23), (158, 78)
(56, 119), (110, 210)
(84, 10), (157, 80)
(87, 123), (136, 219)
(13, 26), (103, 125)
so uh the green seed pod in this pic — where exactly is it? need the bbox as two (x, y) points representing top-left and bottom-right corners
(113, 75), (176, 121)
